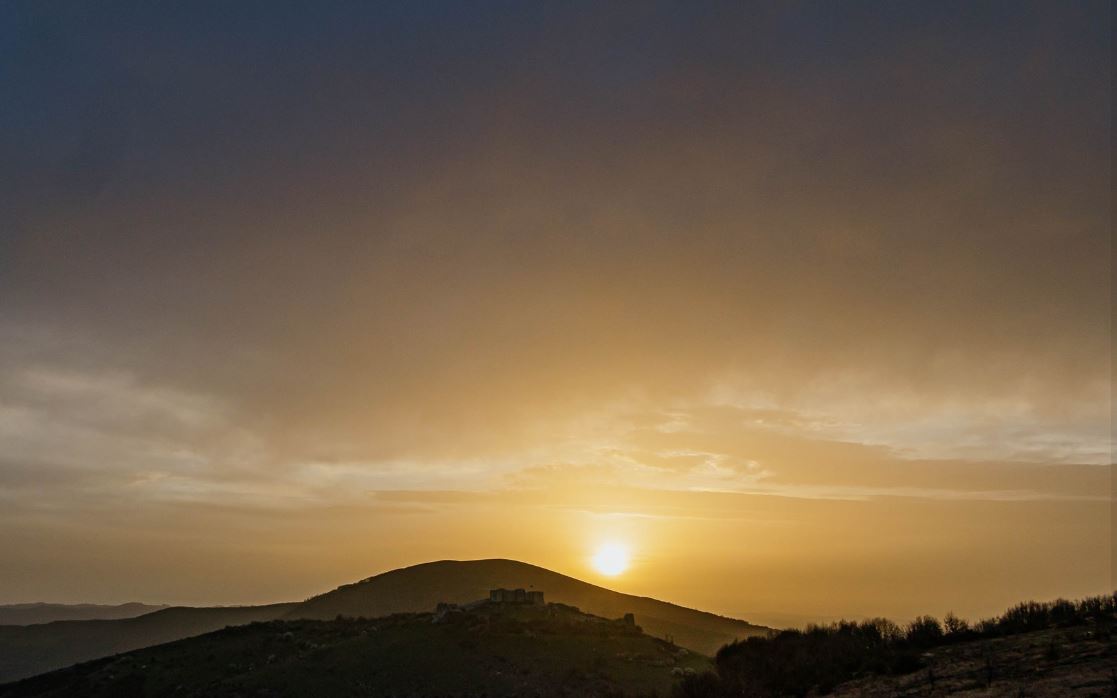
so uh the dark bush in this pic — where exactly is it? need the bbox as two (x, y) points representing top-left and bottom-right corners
(710, 619), (928, 697)
(999, 601), (1049, 633)
(671, 671), (723, 698)
(942, 612), (970, 639)
(1049, 598), (1077, 626)
(906, 616), (944, 647)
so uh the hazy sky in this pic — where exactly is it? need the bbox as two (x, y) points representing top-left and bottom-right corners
(0, 1), (1111, 625)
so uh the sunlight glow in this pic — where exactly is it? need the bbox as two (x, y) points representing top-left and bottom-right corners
(591, 542), (631, 576)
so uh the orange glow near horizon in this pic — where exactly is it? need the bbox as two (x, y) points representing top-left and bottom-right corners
(591, 542), (632, 577)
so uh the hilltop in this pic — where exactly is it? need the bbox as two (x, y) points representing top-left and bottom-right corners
(289, 559), (766, 654)
(0, 560), (765, 683)
(0, 597), (711, 697)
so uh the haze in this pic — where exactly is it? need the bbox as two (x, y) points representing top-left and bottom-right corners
(0, 2), (1110, 627)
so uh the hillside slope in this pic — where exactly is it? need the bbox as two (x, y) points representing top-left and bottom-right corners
(831, 626), (1116, 696)
(0, 604), (168, 626)
(0, 559), (764, 684)
(0, 604), (295, 684)
(0, 603), (711, 697)
(288, 559), (767, 654)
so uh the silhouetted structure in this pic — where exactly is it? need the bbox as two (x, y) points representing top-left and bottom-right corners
(489, 588), (545, 605)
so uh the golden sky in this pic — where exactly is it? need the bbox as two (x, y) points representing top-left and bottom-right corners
(0, 2), (1111, 625)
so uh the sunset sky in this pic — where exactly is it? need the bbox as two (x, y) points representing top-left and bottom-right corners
(0, 1), (1111, 626)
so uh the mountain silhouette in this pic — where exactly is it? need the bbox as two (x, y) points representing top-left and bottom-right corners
(1, 598), (714, 697)
(288, 559), (767, 654)
(0, 559), (766, 683)
(0, 603), (168, 626)
(0, 605), (295, 683)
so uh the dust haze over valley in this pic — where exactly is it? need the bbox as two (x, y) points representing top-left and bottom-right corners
(0, 1), (1112, 695)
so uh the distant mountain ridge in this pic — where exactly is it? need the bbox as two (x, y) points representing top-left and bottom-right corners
(0, 559), (767, 683)
(0, 604), (297, 683)
(0, 603), (168, 626)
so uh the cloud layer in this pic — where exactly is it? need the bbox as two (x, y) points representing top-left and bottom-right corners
(0, 1), (1110, 620)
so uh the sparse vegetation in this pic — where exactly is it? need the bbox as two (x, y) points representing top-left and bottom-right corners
(673, 593), (1117, 697)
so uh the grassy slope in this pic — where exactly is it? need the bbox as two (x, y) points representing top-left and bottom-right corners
(0, 607), (713, 697)
(0, 604), (296, 684)
(831, 626), (1117, 696)
(290, 559), (767, 654)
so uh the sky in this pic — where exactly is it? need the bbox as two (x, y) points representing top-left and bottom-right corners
(0, 1), (1111, 626)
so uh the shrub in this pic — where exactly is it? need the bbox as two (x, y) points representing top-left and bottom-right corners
(1049, 599), (1076, 626)
(943, 612), (969, 638)
(671, 671), (723, 698)
(906, 616), (944, 647)
(999, 601), (1049, 633)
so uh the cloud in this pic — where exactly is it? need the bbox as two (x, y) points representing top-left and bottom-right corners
(0, 1), (1108, 613)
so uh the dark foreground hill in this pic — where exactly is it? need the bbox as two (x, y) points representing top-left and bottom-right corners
(0, 604), (168, 626)
(0, 601), (712, 697)
(289, 559), (767, 655)
(0, 560), (764, 683)
(674, 626), (1117, 697)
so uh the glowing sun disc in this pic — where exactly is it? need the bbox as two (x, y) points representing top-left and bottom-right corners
(592, 542), (630, 576)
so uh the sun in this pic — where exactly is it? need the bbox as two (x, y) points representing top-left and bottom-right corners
(591, 542), (631, 576)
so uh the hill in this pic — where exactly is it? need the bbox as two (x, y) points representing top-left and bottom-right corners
(0, 560), (763, 684)
(288, 559), (767, 655)
(0, 600), (712, 697)
(0, 604), (168, 626)
(0, 604), (295, 684)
